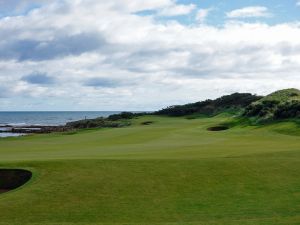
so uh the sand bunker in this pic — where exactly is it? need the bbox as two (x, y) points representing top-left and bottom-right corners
(0, 169), (32, 194)
(207, 126), (229, 131)
(141, 121), (154, 125)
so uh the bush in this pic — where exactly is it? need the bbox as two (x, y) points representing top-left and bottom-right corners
(274, 101), (300, 119)
(66, 117), (131, 129)
(107, 112), (135, 121)
(244, 99), (300, 120)
(244, 104), (263, 117)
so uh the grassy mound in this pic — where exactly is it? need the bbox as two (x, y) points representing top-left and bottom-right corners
(256, 88), (300, 103)
(244, 88), (300, 121)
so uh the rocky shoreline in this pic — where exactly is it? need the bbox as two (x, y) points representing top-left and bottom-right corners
(0, 112), (142, 137)
(0, 125), (70, 134)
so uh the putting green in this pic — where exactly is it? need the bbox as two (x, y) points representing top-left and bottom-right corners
(0, 115), (299, 225)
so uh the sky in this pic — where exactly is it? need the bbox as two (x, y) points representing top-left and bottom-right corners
(0, 0), (300, 111)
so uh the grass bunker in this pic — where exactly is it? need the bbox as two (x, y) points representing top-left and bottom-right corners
(0, 169), (32, 194)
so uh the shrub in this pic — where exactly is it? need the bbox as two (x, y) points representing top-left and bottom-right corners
(274, 101), (300, 119)
(107, 112), (135, 121)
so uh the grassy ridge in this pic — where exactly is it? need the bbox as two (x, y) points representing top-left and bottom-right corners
(0, 115), (299, 225)
(256, 88), (300, 103)
(155, 93), (261, 117)
(244, 89), (300, 121)
(153, 88), (300, 122)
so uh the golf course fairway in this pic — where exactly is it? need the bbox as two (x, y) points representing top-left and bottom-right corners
(0, 115), (299, 225)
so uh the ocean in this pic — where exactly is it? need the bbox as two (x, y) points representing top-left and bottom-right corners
(0, 111), (122, 126)
(0, 111), (122, 137)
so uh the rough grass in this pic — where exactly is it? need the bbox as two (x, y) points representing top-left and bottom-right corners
(256, 88), (300, 104)
(0, 115), (299, 225)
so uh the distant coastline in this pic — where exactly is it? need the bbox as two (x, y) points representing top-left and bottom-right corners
(0, 111), (125, 138)
(0, 111), (124, 127)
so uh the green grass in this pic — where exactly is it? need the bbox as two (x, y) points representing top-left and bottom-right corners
(256, 88), (300, 104)
(0, 115), (299, 225)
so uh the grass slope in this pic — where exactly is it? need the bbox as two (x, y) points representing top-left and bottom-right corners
(244, 89), (300, 121)
(256, 88), (300, 103)
(0, 115), (299, 225)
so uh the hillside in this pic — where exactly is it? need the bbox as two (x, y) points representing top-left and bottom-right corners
(65, 89), (300, 130)
(155, 93), (262, 117)
(256, 88), (300, 103)
(244, 88), (300, 121)
(154, 89), (300, 122)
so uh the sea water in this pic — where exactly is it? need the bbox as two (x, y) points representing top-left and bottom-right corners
(0, 111), (122, 138)
(0, 111), (122, 126)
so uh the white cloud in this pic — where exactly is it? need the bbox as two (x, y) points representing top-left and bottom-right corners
(0, 1), (300, 110)
(158, 3), (196, 16)
(196, 8), (212, 23)
(226, 6), (272, 19)
(297, 0), (300, 6)
(106, 0), (173, 12)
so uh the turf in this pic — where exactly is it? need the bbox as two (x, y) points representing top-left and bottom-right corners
(0, 115), (299, 225)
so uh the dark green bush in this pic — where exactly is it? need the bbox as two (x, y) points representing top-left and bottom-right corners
(66, 116), (131, 129)
(274, 101), (300, 119)
(107, 112), (135, 121)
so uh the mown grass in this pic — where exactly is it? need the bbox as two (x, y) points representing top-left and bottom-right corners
(0, 115), (299, 225)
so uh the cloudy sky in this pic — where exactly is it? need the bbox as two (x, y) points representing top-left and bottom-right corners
(1, 0), (300, 111)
